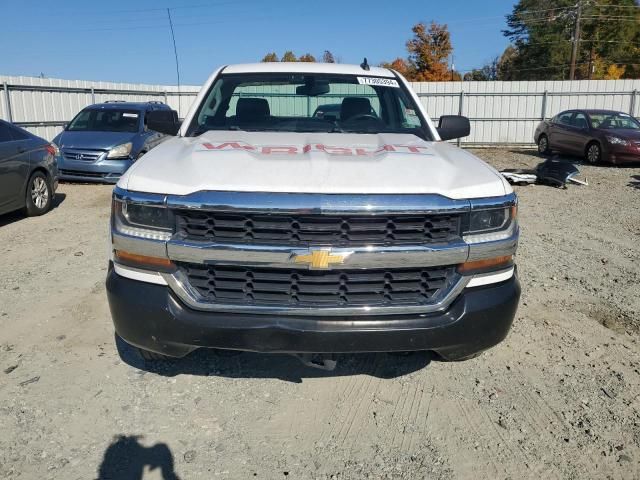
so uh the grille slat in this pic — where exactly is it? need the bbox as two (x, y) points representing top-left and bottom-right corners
(179, 264), (455, 308)
(176, 211), (460, 246)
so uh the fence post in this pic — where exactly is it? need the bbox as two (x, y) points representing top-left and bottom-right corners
(630, 90), (637, 117)
(3, 83), (12, 122)
(457, 90), (465, 147)
(91, 87), (95, 104)
(541, 90), (548, 120)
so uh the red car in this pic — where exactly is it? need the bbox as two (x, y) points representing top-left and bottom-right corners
(534, 109), (640, 165)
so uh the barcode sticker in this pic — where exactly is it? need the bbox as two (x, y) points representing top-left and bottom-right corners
(357, 77), (399, 88)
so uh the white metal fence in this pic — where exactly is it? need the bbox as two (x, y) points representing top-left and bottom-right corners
(2, 74), (639, 145)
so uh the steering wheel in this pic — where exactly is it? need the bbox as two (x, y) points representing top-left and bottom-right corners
(345, 113), (380, 122)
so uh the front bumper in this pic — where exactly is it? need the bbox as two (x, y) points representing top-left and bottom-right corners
(106, 264), (520, 360)
(607, 147), (640, 165)
(58, 156), (134, 183)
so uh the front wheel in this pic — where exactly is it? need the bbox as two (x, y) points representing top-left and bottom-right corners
(23, 171), (53, 216)
(537, 134), (551, 155)
(585, 142), (601, 164)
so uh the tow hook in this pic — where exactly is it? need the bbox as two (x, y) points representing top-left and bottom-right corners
(292, 353), (338, 371)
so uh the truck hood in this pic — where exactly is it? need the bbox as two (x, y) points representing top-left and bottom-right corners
(121, 131), (507, 199)
(54, 131), (137, 151)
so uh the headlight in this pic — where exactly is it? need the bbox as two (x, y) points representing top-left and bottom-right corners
(469, 208), (508, 233)
(463, 205), (517, 243)
(107, 142), (133, 159)
(112, 199), (173, 240)
(466, 206), (515, 234)
(606, 136), (628, 146)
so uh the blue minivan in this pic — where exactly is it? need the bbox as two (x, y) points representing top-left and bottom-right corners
(53, 101), (177, 183)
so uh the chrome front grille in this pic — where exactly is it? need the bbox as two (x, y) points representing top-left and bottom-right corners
(62, 149), (104, 162)
(178, 263), (456, 308)
(175, 211), (461, 246)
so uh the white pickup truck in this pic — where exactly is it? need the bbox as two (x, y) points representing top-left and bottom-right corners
(106, 62), (520, 369)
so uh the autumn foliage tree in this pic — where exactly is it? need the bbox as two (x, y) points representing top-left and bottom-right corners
(299, 53), (316, 62)
(281, 51), (298, 62)
(380, 22), (455, 81)
(261, 52), (279, 62)
(406, 22), (453, 81)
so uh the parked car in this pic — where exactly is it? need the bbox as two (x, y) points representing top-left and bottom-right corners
(534, 109), (640, 165)
(53, 101), (178, 183)
(106, 62), (520, 368)
(0, 120), (58, 217)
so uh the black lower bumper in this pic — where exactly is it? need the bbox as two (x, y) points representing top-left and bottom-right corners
(106, 265), (520, 360)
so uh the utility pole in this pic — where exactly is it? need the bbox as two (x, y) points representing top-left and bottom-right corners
(569, 2), (582, 80)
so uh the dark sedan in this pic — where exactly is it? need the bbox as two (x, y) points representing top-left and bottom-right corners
(534, 109), (640, 165)
(0, 120), (58, 217)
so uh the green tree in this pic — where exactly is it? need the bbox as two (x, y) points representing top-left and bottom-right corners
(503, 0), (640, 80)
(463, 57), (499, 81)
(261, 52), (279, 62)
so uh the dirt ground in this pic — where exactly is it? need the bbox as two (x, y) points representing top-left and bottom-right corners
(0, 149), (639, 480)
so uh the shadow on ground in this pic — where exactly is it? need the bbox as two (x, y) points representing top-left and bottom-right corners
(115, 335), (433, 383)
(97, 435), (181, 480)
(629, 175), (640, 189)
(0, 193), (66, 227)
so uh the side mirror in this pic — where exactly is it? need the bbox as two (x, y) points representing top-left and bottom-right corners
(146, 109), (180, 136)
(437, 115), (470, 141)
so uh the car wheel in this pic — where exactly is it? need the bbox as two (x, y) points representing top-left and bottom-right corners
(136, 347), (172, 361)
(24, 171), (53, 216)
(537, 134), (551, 155)
(585, 142), (601, 164)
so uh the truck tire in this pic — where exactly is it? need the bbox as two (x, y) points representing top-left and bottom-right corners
(23, 171), (53, 216)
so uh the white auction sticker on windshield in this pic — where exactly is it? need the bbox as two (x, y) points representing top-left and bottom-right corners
(357, 77), (399, 88)
(122, 113), (138, 118)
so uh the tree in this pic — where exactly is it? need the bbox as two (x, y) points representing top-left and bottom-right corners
(380, 58), (413, 78)
(497, 45), (518, 80)
(463, 57), (499, 81)
(503, 0), (640, 80)
(261, 52), (279, 62)
(299, 53), (316, 62)
(322, 50), (336, 63)
(406, 22), (453, 81)
(281, 51), (298, 62)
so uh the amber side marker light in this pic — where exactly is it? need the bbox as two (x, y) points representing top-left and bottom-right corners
(458, 255), (513, 275)
(114, 250), (176, 272)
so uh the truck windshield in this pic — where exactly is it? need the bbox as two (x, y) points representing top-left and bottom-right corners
(66, 109), (140, 133)
(187, 73), (431, 139)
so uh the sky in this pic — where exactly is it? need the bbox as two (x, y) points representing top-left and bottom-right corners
(1, 0), (516, 86)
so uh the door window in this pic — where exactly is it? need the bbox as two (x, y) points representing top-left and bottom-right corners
(573, 113), (588, 129)
(556, 112), (574, 126)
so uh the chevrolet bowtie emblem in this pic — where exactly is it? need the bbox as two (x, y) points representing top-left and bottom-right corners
(292, 249), (352, 269)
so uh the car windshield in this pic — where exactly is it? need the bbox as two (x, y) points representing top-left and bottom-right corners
(67, 108), (140, 133)
(187, 73), (430, 139)
(589, 112), (640, 130)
